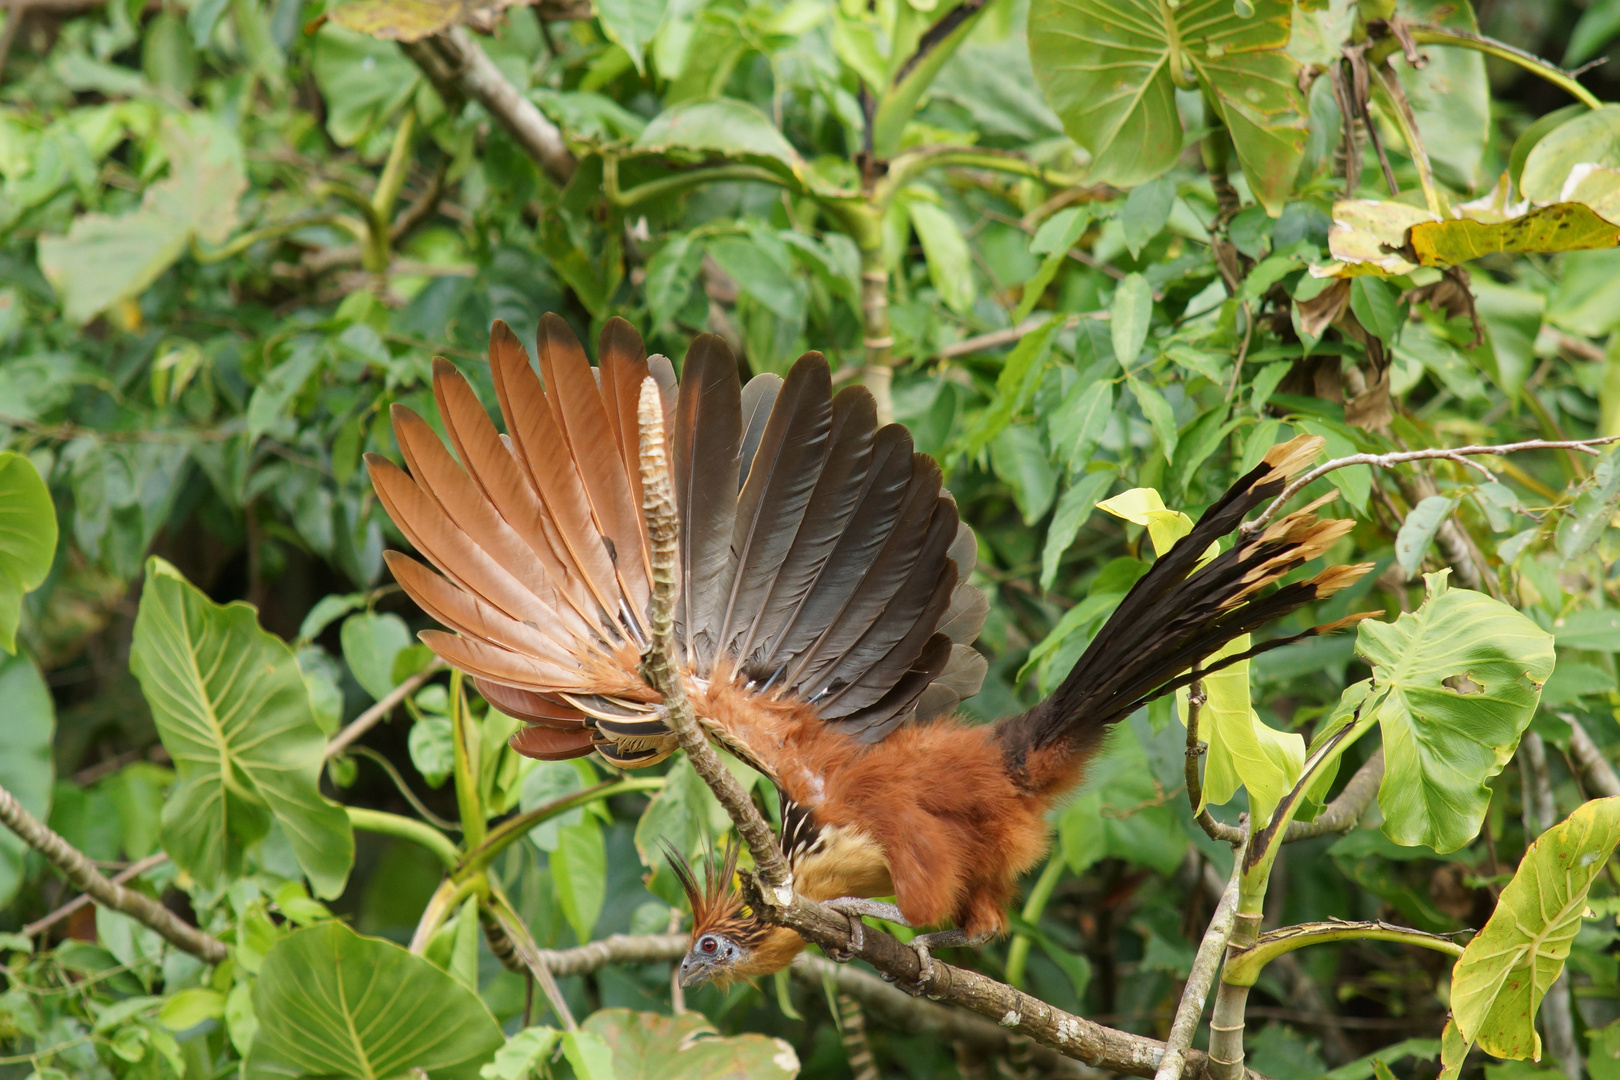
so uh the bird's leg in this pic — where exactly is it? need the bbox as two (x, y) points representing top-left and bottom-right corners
(822, 898), (909, 961)
(895, 927), (996, 996)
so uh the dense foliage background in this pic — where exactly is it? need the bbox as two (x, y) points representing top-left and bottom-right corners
(2, 0), (1620, 1075)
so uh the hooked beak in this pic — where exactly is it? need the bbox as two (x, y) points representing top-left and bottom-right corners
(678, 953), (713, 987)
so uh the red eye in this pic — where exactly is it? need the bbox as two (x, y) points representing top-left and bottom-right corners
(701, 938), (717, 953)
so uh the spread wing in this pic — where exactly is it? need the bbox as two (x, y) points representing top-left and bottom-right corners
(368, 317), (987, 770)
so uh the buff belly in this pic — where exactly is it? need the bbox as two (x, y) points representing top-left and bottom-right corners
(793, 823), (894, 902)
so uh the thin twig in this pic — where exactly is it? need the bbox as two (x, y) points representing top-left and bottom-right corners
(348, 746), (460, 831)
(939, 314), (1086, 359)
(1154, 838), (1246, 1080)
(1243, 437), (1620, 534)
(325, 661), (445, 760)
(0, 785), (226, 962)
(635, 378), (794, 898)
(22, 852), (170, 938)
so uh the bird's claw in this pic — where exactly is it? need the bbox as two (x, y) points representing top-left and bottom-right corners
(822, 898), (906, 963)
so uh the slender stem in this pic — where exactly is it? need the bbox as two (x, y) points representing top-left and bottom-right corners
(877, 147), (1076, 206)
(21, 852), (170, 939)
(449, 670), (486, 850)
(191, 215), (364, 263)
(859, 243), (894, 424)
(349, 745), (460, 831)
(635, 379), (794, 899)
(1005, 856), (1066, 988)
(1372, 27), (1602, 110)
(1281, 748), (1384, 842)
(346, 806), (460, 870)
(0, 783), (226, 963)
(410, 872), (485, 954)
(455, 777), (665, 880)
(1155, 840), (1246, 1080)
(483, 885), (579, 1030)
(1368, 63), (1442, 218)
(1243, 437), (1620, 534)
(371, 108), (417, 225)
(1221, 920), (1463, 987)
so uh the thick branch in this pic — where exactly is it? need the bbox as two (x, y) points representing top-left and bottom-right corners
(1282, 748), (1384, 842)
(1243, 438), (1620, 534)
(401, 29), (574, 186)
(1156, 842), (1245, 1080)
(1566, 716), (1620, 798)
(0, 783), (226, 963)
(636, 379), (794, 898)
(21, 852), (170, 938)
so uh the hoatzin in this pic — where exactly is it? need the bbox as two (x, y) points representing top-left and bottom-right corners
(367, 314), (1371, 988)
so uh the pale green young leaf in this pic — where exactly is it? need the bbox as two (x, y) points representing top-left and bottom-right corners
(552, 818), (606, 943)
(0, 452), (58, 654)
(1111, 273), (1152, 367)
(907, 197), (975, 315)
(1450, 797), (1620, 1061)
(340, 611), (412, 701)
(1395, 495), (1459, 579)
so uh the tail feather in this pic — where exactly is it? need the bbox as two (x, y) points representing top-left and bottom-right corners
(998, 435), (1372, 789)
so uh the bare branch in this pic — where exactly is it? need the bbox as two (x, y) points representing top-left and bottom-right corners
(21, 852), (170, 939)
(401, 29), (575, 186)
(1243, 437), (1620, 534)
(1281, 747), (1384, 842)
(1565, 715), (1620, 798)
(326, 661), (445, 760)
(1155, 840), (1246, 1080)
(0, 784), (226, 963)
(636, 378), (794, 898)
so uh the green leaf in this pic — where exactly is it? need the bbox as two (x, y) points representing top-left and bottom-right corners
(310, 26), (419, 147)
(340, 611), (412, 701)
(37, 113), (246, 324)
(0, 654), (53, 907)
(1128, 377), (1179, 464)
(1450, 797), (1620, 1061)
(1189, 637), (1303, 828)
(1395, 495), (1457, 579)
(1554, 446), (1620, 559)
(1521, 105), (1620, 206)
(482, 1028), (564, 1080)
(246, 922), (504, 1080)
(1122, 177), (1176, 258)
(158, 988), (225, 1032)
(595, 0), (668, 73)
(990, 425), (1057, 525)
(0, 452), (56, 654)
(1110, 273), (1152, 367)
(1350, 276), (1401, 343)
(706, 235), (803, 322)
(552, 818), (606, 942)
(130, 557), (354, 897)
(1028, 0), (1304, 211)
(1590, 1021), (1620, 1080)
(1394, 0), (1487, 190)
(633, 99), (804, 178)
(1567, 0), (1620, 67)
(957, 315), (1062, 459)
(1551, 608), (1620, 651)
(1041, 470), (1114, 591)
(582, 1007), (799, 1079)
(561, 1031), (618, 1080)
(906, 197), (976, 316)
(1363, 573), (1556, 853)
(1050, 379), (1114, 467)
(1014, 207), (1090, 325)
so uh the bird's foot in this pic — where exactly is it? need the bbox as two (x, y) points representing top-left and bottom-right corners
(892, 928), (993, 997)
(822, 898), (909, 961)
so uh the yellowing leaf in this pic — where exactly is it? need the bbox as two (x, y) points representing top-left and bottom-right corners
(1323, 199), (1433, 277)
(1097, 488), (1192, 556)
(1450, 797), (1620, 1061)
(1180, 635), (1304, 827)
(1409, 203), (1620, 266)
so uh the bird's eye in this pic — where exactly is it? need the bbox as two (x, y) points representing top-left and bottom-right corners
(700, 936), (717, 953)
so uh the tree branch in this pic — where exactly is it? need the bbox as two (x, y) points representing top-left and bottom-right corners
(21, 852), (170, 939)
(636, 378), (794, 898)
(1243, 437), (1620, 535)
(1565, 716), (1620, 798)
(400, 29), (575, 186)
(0, 783), (227, 963)
(325, 661), (444, 760)
(1281, 748), (1384, 842)
(1156, 841), (1246, 1080)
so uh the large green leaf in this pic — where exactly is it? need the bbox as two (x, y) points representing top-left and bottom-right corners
(37, 113), (245, 324)
(1028, 0), (1305, 212)
(0, 653), (54, 907)
(1361, 573), (1555, 853)
(245, 922), (504, 1080)
(1395, 0), (1488, 191)
(595, 0), (669, 73)
(1450, 797), (1620, 1061)
(633, 99), (804, 180)
(1521, 105), (1620, 206)
(583, 1008), (799, 1079)
(130, 557), (353, 897)
(0, 452), (56, 654)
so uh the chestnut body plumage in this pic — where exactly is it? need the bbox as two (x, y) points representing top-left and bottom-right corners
(368, 315), (1370, 983)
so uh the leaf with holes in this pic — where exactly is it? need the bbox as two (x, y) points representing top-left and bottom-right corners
(1450, 797), (1620, 1061)
(1362, 572), (1555, 853)
(1028, 0), (1305, 211)
(130, 557), (353, 897)
(245, 922), (503, 1079)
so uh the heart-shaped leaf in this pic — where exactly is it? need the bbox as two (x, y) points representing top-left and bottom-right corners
(131, 557), (353, 897)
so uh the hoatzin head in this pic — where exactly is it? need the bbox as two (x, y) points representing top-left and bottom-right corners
(664, 842), (796, 987)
